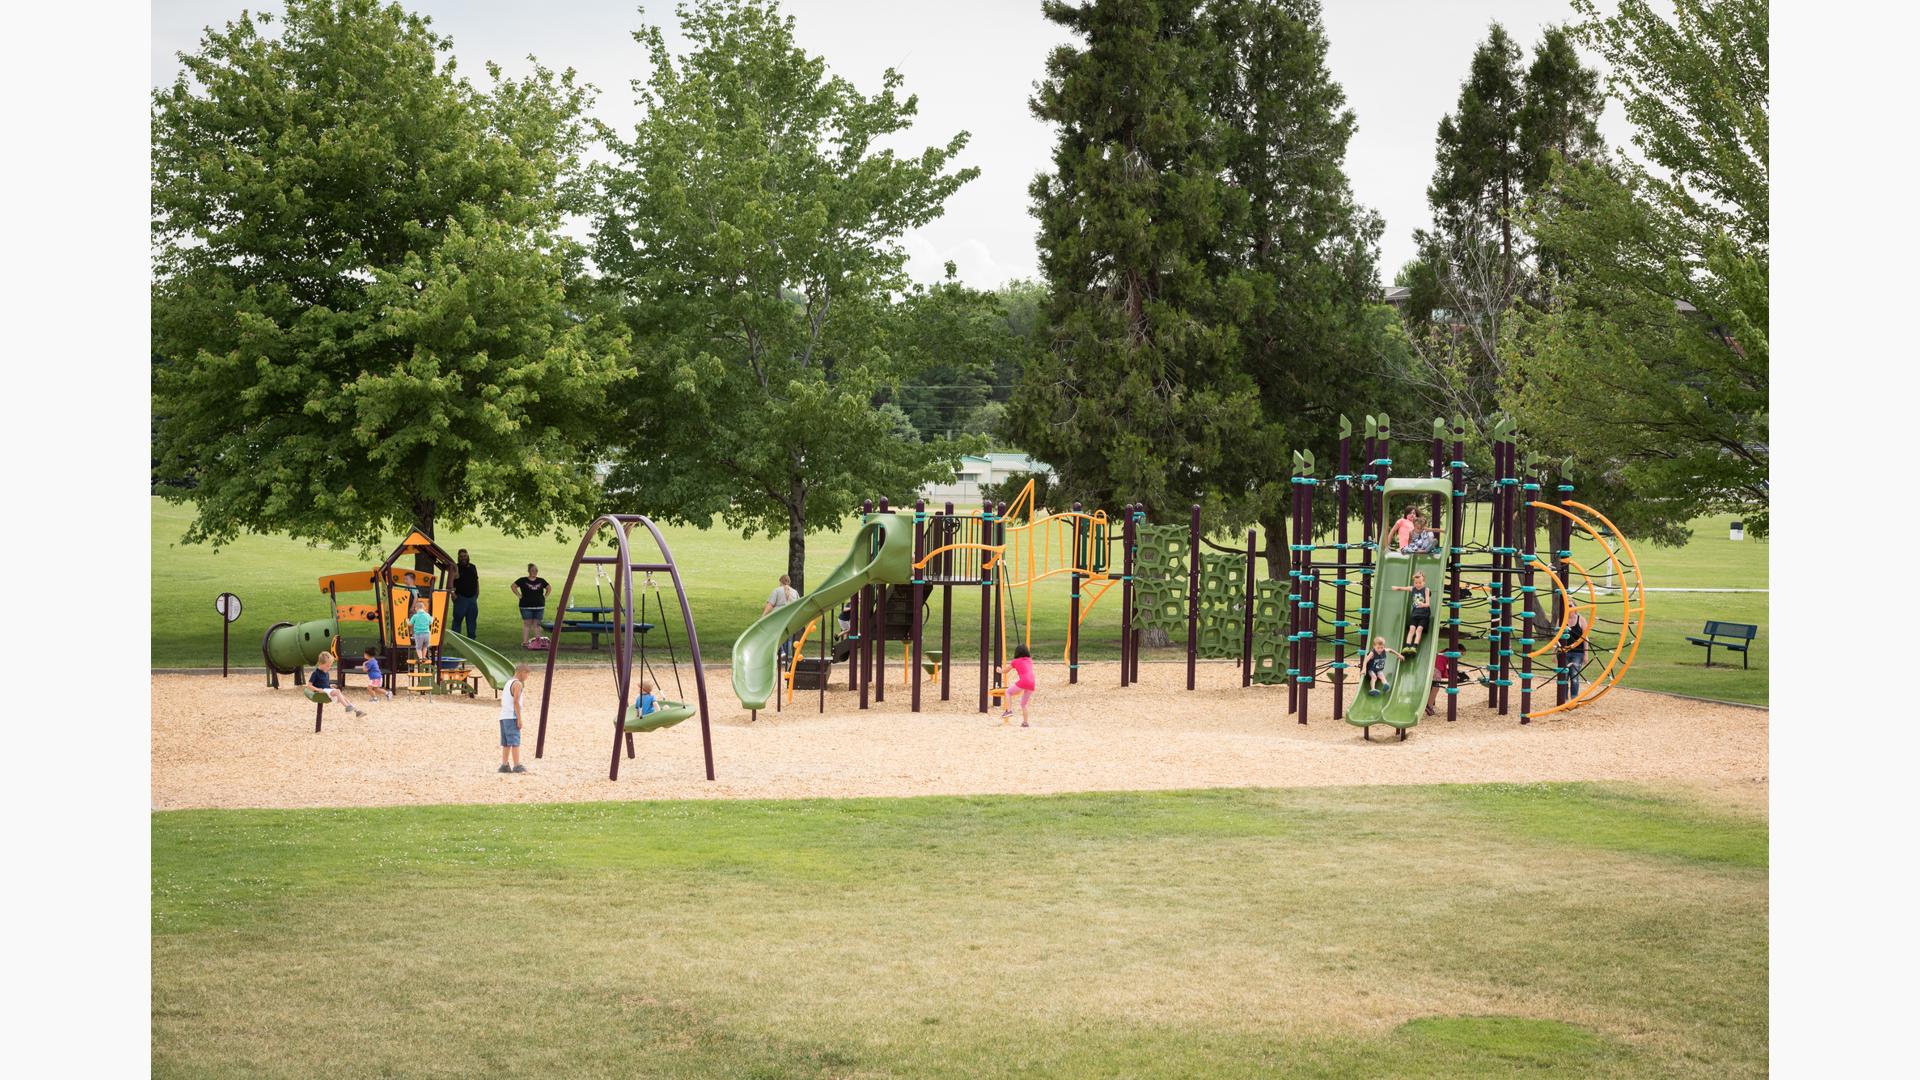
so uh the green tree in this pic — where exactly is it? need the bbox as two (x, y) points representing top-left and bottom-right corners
(889, 270), (1036, 442)
(1010, 0), (1402, 555)
(1401, 23), (1604, 447)
(151, 0), (624, 556)
(1506, 0), (1768, 543)
(1009, 0), (1270, 527)
(590, 0), (978, 590)
(1211, 0), (1409, 568)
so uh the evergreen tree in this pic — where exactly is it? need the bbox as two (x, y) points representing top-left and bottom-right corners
(1400, 23), (1604, 446)
(1212, 0), (1407, 567)
(151, 0), (626, 554)
(1011, 0), (1396, 539)
(1009, 0), (1267, 525)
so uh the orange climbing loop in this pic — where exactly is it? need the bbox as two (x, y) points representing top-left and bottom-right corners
(1521, 501), (1648, 720)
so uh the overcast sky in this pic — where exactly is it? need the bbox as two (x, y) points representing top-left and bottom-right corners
(152, 0), (1636, 287)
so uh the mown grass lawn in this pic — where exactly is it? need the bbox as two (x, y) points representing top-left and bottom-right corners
(151, 499), (1767, 703)
(153, 784), (1767, 1078)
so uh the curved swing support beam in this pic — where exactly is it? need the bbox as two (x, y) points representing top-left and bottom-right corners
(532, 514), (715, 783)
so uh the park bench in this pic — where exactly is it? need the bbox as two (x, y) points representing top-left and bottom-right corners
(1686, 620), (1758, 668)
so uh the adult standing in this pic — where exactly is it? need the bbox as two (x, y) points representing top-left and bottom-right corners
(511, 563), (552, 649)
(451, 548), (480, 638)
(764, 574), (801, 664)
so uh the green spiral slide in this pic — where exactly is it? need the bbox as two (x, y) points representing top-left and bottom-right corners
(731, 512), (917, 710)
(1346, 477), (1453, 739)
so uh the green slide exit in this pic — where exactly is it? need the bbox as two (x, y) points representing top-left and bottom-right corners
(1346, 478), (1453, 738)
(731, 512), (917, 711)
(441, 629), (520, 694)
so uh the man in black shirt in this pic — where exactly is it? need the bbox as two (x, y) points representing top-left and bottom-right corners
(511, 564), (552, 648)
(452, 549), (481, 638)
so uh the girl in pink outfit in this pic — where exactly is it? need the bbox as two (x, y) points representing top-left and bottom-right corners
(1390, 506), (1419, 551)
(1000, 645), (1037, 726)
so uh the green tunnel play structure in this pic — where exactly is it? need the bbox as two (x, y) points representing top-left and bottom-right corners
(262, 617), (340, 677)
(731, 512), (917, 711)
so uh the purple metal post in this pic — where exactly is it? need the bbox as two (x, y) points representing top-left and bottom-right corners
(1448, 428), (1465, 723)
(1069, 500), (1083, 685)
(1187, 504), (1201, 691)
(859, 499), (873, 710)
(941, 501), (954, 702)
(979, 502), (995, 713)
(1241, 527), (1256, 688)
(911, 499), (926, 713)
(1334, 427), (1350, 720)
(1118, 506), (1129, 685)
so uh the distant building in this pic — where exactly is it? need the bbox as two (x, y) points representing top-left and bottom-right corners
(921, 452), (1054, 506)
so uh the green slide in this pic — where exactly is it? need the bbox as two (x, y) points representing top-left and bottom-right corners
(731, 512), (916, 710)
(1346, 478), (1453, 739)
(442, 629), (520, 694)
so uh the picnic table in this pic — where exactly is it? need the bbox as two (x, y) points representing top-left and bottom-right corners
(541, 606), (655, 650)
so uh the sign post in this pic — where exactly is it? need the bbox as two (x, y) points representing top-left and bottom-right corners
(215, 593), (244, 677)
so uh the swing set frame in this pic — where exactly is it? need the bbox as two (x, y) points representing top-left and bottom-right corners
(532, 514), (716, 783)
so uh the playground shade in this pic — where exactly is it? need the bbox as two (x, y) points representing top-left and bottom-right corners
(731, 512), (916, 710)
(440, 629), (519, 694)
(1346, 478), (1452, 735)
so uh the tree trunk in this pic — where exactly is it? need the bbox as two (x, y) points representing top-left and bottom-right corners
(786, 481), (807, 595)
(1260, 507), (1290, 581)
(413, 498), (438, 575)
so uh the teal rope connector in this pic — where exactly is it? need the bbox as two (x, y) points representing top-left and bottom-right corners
(1442, 650), (1462, 659)
(1498, 477), (1519, 486)
(1557, 484), (1575, 492)
(1371, 458), (1393, 466)
(1295, 676), (1314, 684)
(1327, 661), (1348, 670)
(1358, 606), (1372, 616)
(1445, 686), (1460, 695)
(1522, 483), (1540, 492)
(1449, 460), (1468, 468)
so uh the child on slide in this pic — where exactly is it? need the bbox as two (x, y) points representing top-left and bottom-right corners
(311, 652), (367, 717)
(1000, 645), (1037, 727)
(1390, 571), (1432, 654)
(1362, 638), (1393, 696)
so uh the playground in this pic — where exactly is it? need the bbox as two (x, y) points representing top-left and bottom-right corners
(153, 659), (1765, 810)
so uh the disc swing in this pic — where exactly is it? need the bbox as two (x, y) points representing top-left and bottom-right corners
(625, 572), (698, 733)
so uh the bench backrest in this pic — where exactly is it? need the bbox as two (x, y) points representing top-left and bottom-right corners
(1702, 620), (1758, 640)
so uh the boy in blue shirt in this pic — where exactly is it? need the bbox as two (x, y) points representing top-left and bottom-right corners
(409, 600), (434, 664)
(634, 679), (657, 721)
(311, 652), (367, 717)
(362, 647), (392, 702)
